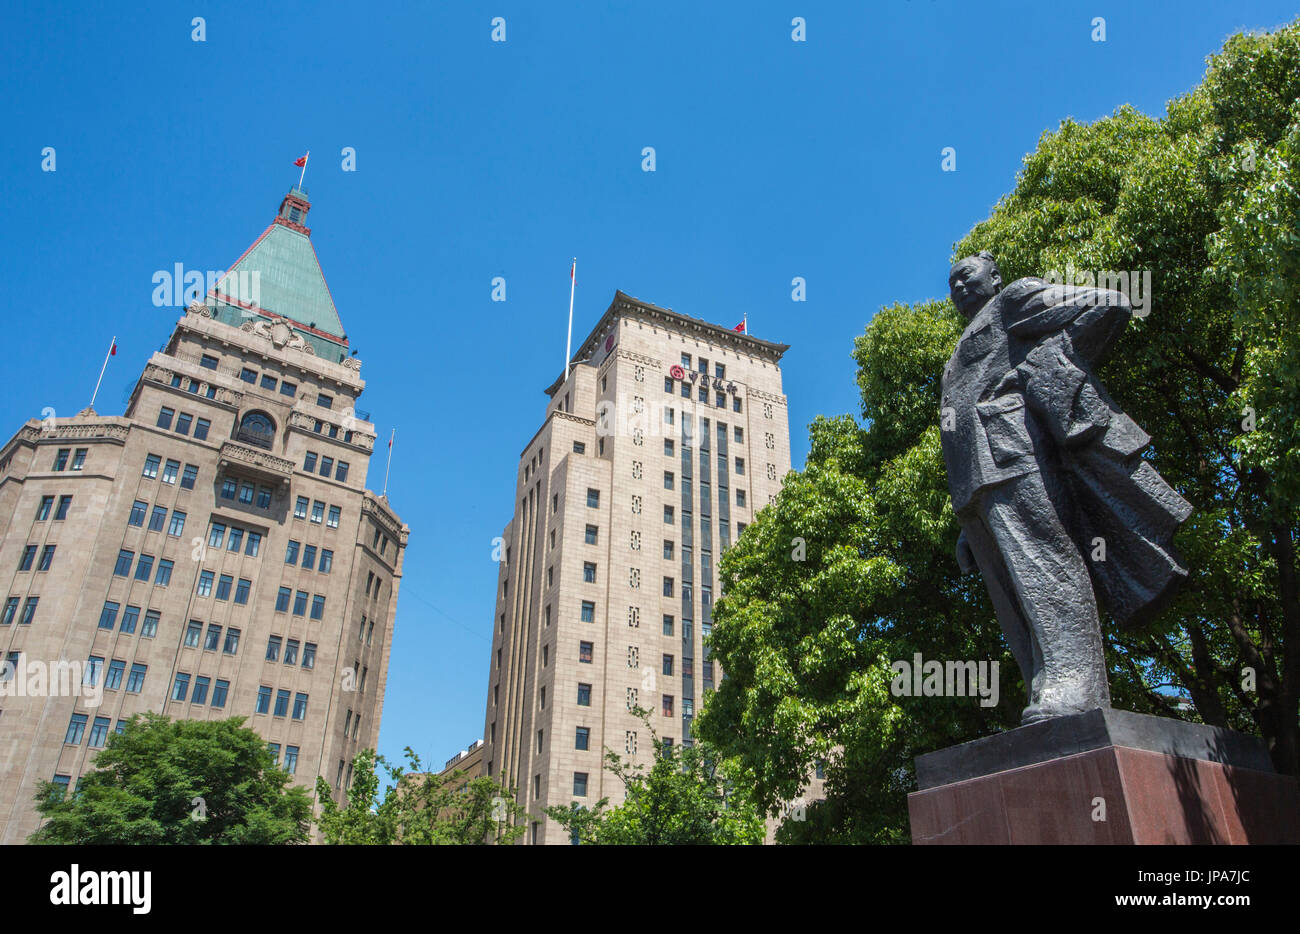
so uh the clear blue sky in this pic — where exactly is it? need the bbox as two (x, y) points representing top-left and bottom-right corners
(2, 1), (1294, 772)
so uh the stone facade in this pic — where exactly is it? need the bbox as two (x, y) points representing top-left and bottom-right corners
(0, 195), (407, 843)
(480, 291), (820, 844)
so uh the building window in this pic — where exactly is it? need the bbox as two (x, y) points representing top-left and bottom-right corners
(575, 727), (590, 750)
(662, 577), (674, 597)
(664, 505), (674, 524)
(336, 461), (349, 482)
(284, 540), (300, 565)
(255, 686), (271, 714)
(664, 438), (675, 456)
(274, 689), (290, 717)
(328, 504), (342, 527)
(280, 381), (297, 398)
(119, 606), (139, 633)
(586, 488), (600, 508)
(663, 654), (674, 676)
(584, 524), (598, 545)
(175, 412), (193, 435)
(302, 545), (316, 570)
(53, 448), (71, 471)
(172, 673), (191, 702)
(275, 587), (291, 612)
(204, 623), (222, 651)
(664, 471), (674, 490)
(184, 620), (201, 647)
(284, 746), (299, 774)
(581, 600), (595, 623)
(168, 511), (186, 536)
(302, 642), (316, 669)
(97, 601), (119, 630)
(736, 489), (746, 507)
(155, 559), (173, 585)
(294, 496), (309, 519)
(292, 693), (308, 720)
(579, 641), (593, 663)
(311, 594), (326, 620)
(293, 591), (308, 615)
(191, 677), (210, 705)
(663, 540), (674, 560)
(157, 407), (175, 430)
(37, 544), (55, 571)
(573, 772), (588, 797)
(162, 459), (179, 484)
(36, 495), (54, 520)
(735, 456), (745, 475)
(224, 628), (241, 655)
(573, 441), (585, 454)
(583, 562), (596, 583)
(142, 611), (159, 638)
(266, 635), (282, 661)
(664, 375), (674, 392)
(65, 713), (88, 745)
(127, 663), (147, 693)
(55, 495), (72, 520)
(662, 695), (674, 717)
(284, 640), (299, 665)
(317, 393), (333, 409)
(211, 679), (229, 708)
(311, 501), (325, 523)
(112, 549), (133, 576)
(220, 478), (236, 500)
(142, 454), (160, 478)
(236, 411), (276, 449)
(197, 570), (214, 597)
(577, 683), (592, 706)
(240, 367), (257, 384)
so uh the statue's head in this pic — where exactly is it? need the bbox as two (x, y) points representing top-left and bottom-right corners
(949, 251), (1002, 320)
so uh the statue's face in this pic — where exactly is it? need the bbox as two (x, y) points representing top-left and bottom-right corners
(949, 258), (1001, 319)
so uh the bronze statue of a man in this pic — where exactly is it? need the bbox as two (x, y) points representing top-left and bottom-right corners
(941, 252), (1192, 724)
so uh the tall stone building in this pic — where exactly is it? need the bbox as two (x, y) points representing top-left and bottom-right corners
(0, 187), (408, 843)
(480, 291), (811, 844)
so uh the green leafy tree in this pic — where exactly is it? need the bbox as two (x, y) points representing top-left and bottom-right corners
(30, 713), (311, 844)
(545, 709), (764, 845)
(696, 20), (1300, 843)
(315, 747), (525, 845)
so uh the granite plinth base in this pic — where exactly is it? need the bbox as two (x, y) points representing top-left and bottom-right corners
(908, 708), (1300, 844)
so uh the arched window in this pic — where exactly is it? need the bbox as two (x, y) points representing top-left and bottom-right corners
(237, 411), (276, 450)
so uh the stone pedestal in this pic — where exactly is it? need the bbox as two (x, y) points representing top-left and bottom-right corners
(908, 708), (1300, 844)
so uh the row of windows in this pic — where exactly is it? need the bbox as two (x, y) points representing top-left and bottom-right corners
(302, 451), (350, 483)
(169, 371), (219, 400)
(219, 477), (276, 509)
(183, 620), (241, 654)
(80, 655), (149, 693)
(273, 587), (327, 619)
(35, 494), (73, 521)
(266, 742), (301, 774)
(1, 596), (39, 625)
(156, 406), (212, 440)
(293, 496), (341, 527)
(254, 685), (309, 719)
(65, 713), (118, 748)
(113, 549), (175, 585)
(206, 521), (263, 556)
(680, 354), (726, 379)
(17, 544), (55, 572)
(196, 571), (252, 603)
(240, 368), (298, 398)
(50, 447), (87, 471)
(98, 602), (160, 636)
(265, 635), (317, 668)
(141, 454), (200, 488)
(172, 671), (232, 707)
(284, 540), (334, 572)
(129, 499), (187, 536)
(667, 379), (743, 411)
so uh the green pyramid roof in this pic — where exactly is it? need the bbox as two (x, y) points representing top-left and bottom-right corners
(207, 188), (349, 363)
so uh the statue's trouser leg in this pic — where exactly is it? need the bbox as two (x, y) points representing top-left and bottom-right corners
(962, 515), (1039, 708)
(980, 469), (1111, 721)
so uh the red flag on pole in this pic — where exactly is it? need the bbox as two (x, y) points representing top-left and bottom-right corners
(293, 154), (307, 167)
(109, 340), (117, 356)
(733, 320), (746, 333)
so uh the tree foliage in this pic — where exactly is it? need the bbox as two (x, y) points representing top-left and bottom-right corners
(30, 713), (311, 845)
(314, 747), (526, 845)
(696, 21), (1300, 843)
(545, 709), (764, 845)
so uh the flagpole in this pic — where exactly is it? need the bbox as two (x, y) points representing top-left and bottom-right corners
(89, 336), (116, 411)
(297, 151), (309, 190)
(382, 428), (395, 497)
(564, 258), (576, 382)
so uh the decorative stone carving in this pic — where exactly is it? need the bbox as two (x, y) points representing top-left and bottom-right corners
(186, 301), (214, 318)
(342, 356), (362, 372)
(240, 318), (317, 355)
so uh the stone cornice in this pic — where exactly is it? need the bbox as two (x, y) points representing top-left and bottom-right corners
(287, 410), (376, 454)
(748, 388), (788, 405)
(518, 409), (596, 459)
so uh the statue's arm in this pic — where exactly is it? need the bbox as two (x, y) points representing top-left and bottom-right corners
(1003, 282), (1131, 354)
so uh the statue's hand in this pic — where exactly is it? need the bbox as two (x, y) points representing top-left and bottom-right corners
(955, 529), (977, 574)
